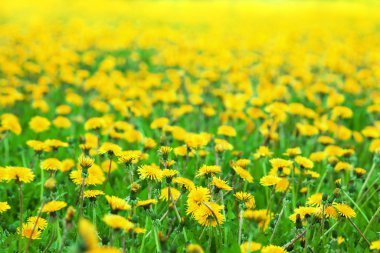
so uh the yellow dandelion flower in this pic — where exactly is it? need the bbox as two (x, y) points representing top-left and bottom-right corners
(232, 165), (253, 183)
(79, 218), (99, 249)
(260, 175), (281, 187)
(283, 147), (302, 157)
(42, 201), (67, 213)
(0, 201), (11, 213)
(196, 165), (221, 177)
(143, 138), (157, 149)
(44, 177), (56, 189)
(333, 203), (356, 218)
(26, 140), (46, 153)
(194, 202), (225, 227)
(211, 177), (232, 191)
(234, 159), (251, 168)
(27, 216), (48, 230)
(240, 241), (261, 252)
(295, 156), (314, 169)
(187, 187), (211, 215)
(334, 161), (352, 172)
(29, 116), (50, 133)
(103, 214), (134, 231)
(134, 227), (146, 234)
(150, 117), (169, 129)
(173, 177), (195, 191)
(84, 117), (106, 131)
(41, 158), (62, 171)
(118, 151), (139, 165)
(270, 158), (293, 170)
(44, 139), (69, 149)
(370, 240), (380, 250)
(217, 125), (236, 137)
(18, 223), (41, 240)
(98, 142), (122, 156)
(275, 178), (290, 193)
(101, 159), (118, 173)
(186, 244), (204, 253)
(105, 195), (131, 212)
(138, 164), (163, 181)
(5, 167), (35, 183)
(136, 199), (158, 208)
(289, 206), (318, 222)
(253, 146), (273, 159)
(70, 165), (105, 185)
(160, 187), (181, 202)
(79, 155), (95, 169)
(234, 191), (254, 202)
(306, 193), (323, 207)
(261, 245), (287, 253)
(84, 190), (105, 199)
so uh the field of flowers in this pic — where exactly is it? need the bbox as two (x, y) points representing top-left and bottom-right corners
(0, 0), (380, 252)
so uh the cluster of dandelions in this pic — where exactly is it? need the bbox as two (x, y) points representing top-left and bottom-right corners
(1, 1), (380, 252)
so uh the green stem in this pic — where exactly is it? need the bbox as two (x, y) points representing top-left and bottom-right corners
(153, 225), (161, 253)
(357, 157), (377, 201)
(18, 183), (23, 253)
(361, 206), (380, 240)
(342, 190), (369, 223)
(139, 216), (149, 253)
(56, 218), (62, 248)
(40, 167), (44, 202)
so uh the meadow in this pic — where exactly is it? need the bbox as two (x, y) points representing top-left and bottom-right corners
(0, 0), (379, 252)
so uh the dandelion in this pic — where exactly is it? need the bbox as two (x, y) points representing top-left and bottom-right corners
(136, 199), (158, 208)
(138, 164), (163, 181)
(41, 201), (67, 214)
(295, 156), (314, 169)
(41, 158), (62, 171)
(18, 223), (42, 240)
(186, 244), (204, 253)
(0, 201), (10, 213)
(29, 116), (51, 133)
(196, 165), (221, 177)
(333, 203), (356, 218)
(211, 177), (232, 191)
(253, 146), (273, 159)
(105, 195), (131, 213)
(261, 245), (287, 253)
(187, 187), (211, 215)
(173, 177), (195, 191)
(103, 214), (134, 231)
(160, 187), (181, 202)
(194, 202), (225, 227)
(232, 165), (254, 183)
(240, 241), (262, 252)
(260, 175), (282, 187)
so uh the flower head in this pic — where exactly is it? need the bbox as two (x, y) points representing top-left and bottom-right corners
(196, 165), (221, 177)
(42, 201), (67, 213)
(260, 175), (281, 187)
(105, 195), (131, 212)
(211, 177), (232, 191)
(333, 203), (356, 218)
(138, 164), (162, 181)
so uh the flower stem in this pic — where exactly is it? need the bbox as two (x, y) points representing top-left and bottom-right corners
(18, 183), (23, 253)
(348, 218), (370, 246)
(270, 200), (286, 243)
(361, 206), (380, 242)
(40, 167), (44, 201)
(238, 208), (243, 245)
(153, 225), (161, 252)
(79, 177), (86, 217)
(357, 157), (377, 201)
